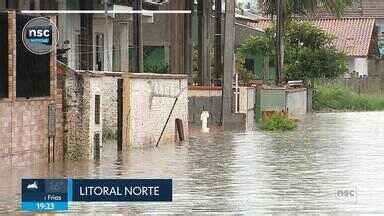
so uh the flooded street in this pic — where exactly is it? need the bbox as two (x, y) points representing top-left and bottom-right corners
(1, 112), (384, 214)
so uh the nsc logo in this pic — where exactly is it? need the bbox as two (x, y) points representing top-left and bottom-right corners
(22, 17), (58, 55)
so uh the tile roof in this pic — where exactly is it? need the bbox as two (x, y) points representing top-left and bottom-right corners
(243, 18), (376, 57)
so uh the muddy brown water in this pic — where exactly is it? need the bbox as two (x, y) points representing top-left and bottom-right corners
(1, 112), (384, 214)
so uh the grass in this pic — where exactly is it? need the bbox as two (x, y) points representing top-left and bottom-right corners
(313, 82), (384, 111)
(260, 112), (298, 131)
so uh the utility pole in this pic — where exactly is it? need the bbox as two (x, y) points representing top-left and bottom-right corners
(222, 0), (235, 125)
(276, 0), (285, 85)
(184, 0), (193, 76)
(132, 0), (143, 73)
(215, 0), (223, 85)
(104, 0), (111, 71)
(198, 0), (210, 85)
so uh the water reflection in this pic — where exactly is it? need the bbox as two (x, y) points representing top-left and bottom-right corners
(1, 112), (384, 214)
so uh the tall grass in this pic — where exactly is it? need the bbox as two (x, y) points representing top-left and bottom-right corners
(313, 81), (384, 111)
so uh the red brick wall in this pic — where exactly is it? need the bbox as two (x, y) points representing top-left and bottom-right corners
(0, 11), (63, 165)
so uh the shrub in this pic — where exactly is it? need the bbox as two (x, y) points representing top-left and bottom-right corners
(260, 112), (297, 131)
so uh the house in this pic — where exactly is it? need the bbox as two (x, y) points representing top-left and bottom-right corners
(56, 0), (170, 73)
(243, 17), (379, 77)
(312, 0), (384, 57)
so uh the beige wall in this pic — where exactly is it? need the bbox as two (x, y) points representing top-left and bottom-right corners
(123, 73), (188, 148)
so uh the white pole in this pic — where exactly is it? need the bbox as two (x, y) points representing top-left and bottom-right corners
(235, 73), (239, 113)
(234, 54), (239, 113)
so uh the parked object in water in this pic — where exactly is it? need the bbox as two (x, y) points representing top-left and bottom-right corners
(201, 111), (210, 133)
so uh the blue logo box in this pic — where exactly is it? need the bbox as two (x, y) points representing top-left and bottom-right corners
(21, 179), (172, 212)
(21, 179), (68, 212)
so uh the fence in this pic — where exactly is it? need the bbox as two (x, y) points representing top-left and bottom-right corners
(315, 78), (384, 95)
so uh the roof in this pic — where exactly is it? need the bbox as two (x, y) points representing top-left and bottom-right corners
(244, 18), (376, 57)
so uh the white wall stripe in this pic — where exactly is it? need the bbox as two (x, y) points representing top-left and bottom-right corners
(20, 10), (192, 14)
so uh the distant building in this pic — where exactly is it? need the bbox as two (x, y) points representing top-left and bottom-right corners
(312, 0), (384, 57)
(244, 17), (379, 77)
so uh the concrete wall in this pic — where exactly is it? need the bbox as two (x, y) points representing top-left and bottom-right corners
(368, 58), (384, 78)
(63, 69), (92, 160)
(256, 87), (308, 120)
(239, 87), (256, 130)
(286, 89), (307, 116)
(188, 88), (223, 125)
(89, 76), (104, 147)
(0, 12), (63, 164)
(62, 67), (121, 160)
(122, 73), (188, 148)
(354, 57), (368, 77)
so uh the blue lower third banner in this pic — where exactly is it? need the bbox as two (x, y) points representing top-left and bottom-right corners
(21, 179), (172, 212)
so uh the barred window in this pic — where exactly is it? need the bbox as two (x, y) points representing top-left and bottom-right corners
(95, 95), (101, 125)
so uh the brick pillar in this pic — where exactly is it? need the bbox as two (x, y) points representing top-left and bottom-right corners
(8, 11), (16, 100)
(50, 16), (57, 100)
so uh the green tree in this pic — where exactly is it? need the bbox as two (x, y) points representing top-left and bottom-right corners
(260, 0), (351, 84)
(237, 21), (347, 81)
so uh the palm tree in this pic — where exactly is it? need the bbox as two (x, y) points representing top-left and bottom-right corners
(261, 0), (352, 18)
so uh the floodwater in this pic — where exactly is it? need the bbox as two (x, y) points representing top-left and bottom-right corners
(1, 112), (384, 214)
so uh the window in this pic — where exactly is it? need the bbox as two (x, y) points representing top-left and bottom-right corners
(95, 95), (101, 125)
(0, 13), (8, 98)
